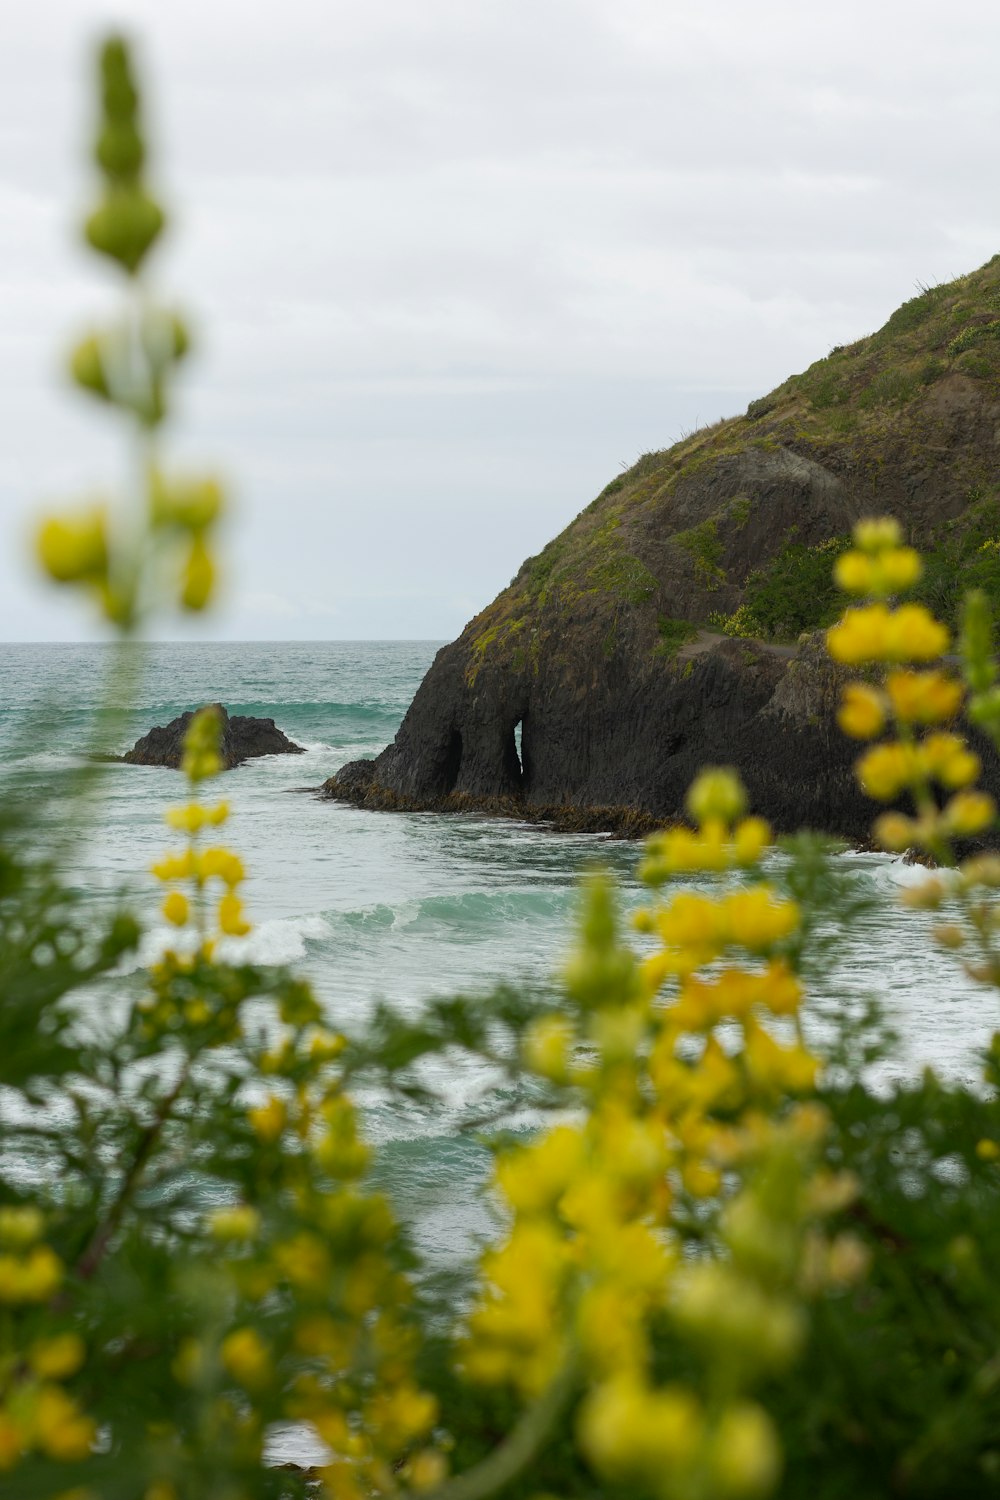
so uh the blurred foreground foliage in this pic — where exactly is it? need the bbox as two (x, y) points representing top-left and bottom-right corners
(3, 33), (1000, 1500)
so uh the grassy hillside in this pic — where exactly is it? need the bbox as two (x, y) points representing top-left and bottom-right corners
(466, 254), (1000, 674)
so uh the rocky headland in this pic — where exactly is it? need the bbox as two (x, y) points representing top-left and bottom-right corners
(123, 705), (305, 769)
(324, 257), (1000, 840)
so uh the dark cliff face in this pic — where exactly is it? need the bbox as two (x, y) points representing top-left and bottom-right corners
(324, 256), (1000, 838)
(123, 706), (304, 769)
(325, 627), (879, 839)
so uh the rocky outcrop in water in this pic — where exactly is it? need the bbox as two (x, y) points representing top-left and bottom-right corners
(322, 630), (885, 838)
(123, 705), (305, 769)
(323, 256), (1000, 839)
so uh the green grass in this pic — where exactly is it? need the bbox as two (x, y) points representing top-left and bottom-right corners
(586, 551), (659, 605)
(730, 535), (851, 640)
(674, 518), (725, 589)
(654, 616), (698, 659)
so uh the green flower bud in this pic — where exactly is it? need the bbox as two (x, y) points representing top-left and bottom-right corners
(564, 949), (637, 1011)
(968, 686), (1000, 733)
(686, 767), (747, 828)
(960, 589), (996, 693)
(708, 1403), (781, 1500)
(69, 334), (111, 401)
(85, 187), (165, 276)
(181, 535), (215, 611)
(182, 705), (224, 781)
(99, 38), (139, 124)
(98, 578), (137, 629)
(96, 120), (145, 182)
(580, 876), (617, 951)
(150, 473), (224, 532)
(142, 309), (191, 371)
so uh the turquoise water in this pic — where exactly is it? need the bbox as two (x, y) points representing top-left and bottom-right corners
(2, 636), (997, 1138)
(3, 638), (997, 1463)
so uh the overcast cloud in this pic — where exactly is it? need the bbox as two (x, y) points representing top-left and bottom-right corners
(2, 0), (999, 640)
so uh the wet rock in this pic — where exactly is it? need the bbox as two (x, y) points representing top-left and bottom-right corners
(122, 704), (305, 769)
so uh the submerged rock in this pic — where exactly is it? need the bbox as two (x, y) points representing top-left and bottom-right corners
(123, 705), (305, 769)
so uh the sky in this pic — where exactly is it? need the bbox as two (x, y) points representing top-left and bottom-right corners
(2, 0), (999, 642)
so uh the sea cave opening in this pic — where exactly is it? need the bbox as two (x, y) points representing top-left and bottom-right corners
(506, 715), (530, 795)
(441, 727), (463, 794)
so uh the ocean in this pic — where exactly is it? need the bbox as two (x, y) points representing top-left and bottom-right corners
(1, 639), (995, 1457)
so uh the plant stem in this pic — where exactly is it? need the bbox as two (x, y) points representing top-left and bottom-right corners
(424, 1357), (577, 1500)
(75, 1059), (191, 1281)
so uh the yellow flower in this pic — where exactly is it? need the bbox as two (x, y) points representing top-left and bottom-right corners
(873, 813), (915, 852)
(221, 1327), (271, 1388)
(579, 1373), (702, 1478)
(833, 550), (873, 595)
(522, 1015), (573, 1081)
(827, 604), (893, 665)
(0, 1412), (23, 1469)
(248, 1096), (287, 1141)
(827, 603), (948, 665)
(201, 848), (245, 887)
(407, 1449), (448, 1491)
(495, 1126), (585, 1216)
(733, 816), (771, 865)
(0, 1206), (44, 1247)
(162, 890), (189, 927)
(724, 886), (799, 952)
(165, 801), (205, 833)
(877, 546), (922, 594)
(760, 959), (803, 1015)
(309, 1029), (346, 1061)
(210, 1205), (260, 1242)
(34, 1386), (95, 1461)
(0, 1245), (63, 1303)
(922, 732), (980, 789)
(150, 849), (195, 882)
(943, 791), (996, 836)
(29, 1333), (86, 1380)
(37, 507), (108, 583)
(976, 1139), (1000, 1162)
(899, 875), (945, 908)
(856, 741), (913, 801)
(886, 604), (949, 662)
(641, 825), (724, 879)
(837, 683), (886, 739)
(365, 1382), (437, 1447)
(218, 892), (251, 936)
(960, 855), (1000, 888)
(743, 1024), (818, 1095)
(886, 669), (963, 725)
(659, 891), (724, 957)
(708, 1401), (781, 1499)
(672, 1262), (805, 1368)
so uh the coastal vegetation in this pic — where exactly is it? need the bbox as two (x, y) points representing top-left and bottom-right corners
(5, 33), (1000, 1500)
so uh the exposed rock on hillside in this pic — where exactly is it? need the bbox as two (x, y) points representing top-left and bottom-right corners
(123, 706), (304, 769)
(324, 256), (1000, 838)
